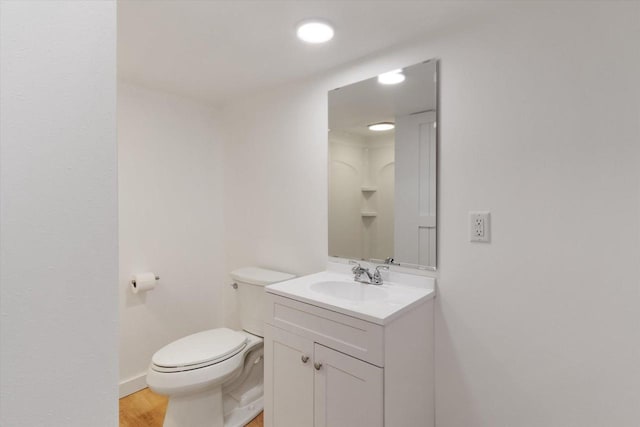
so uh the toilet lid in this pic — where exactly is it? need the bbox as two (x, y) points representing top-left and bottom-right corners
(230, 267), (295, 286)
(152, 328), (247, 370)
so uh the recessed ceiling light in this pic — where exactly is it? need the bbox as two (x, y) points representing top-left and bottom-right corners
(368, 122), (395, 131)
(296, 20), (334, 44)
(377, 69), (405, 85)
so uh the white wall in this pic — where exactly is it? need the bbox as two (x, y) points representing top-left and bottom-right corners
(118, 82), (226, 395)
(223, 2), (640, 426)
(0, 1), (118, 425)
(222, 87), (328, 328)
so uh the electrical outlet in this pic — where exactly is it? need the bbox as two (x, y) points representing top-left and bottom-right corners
(469, 211), (490, 243)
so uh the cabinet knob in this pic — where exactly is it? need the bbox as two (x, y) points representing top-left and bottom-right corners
(301, 355), (309, 364)
(314, 362), (323, 371)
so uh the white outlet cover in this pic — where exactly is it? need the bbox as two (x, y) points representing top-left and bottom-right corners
(469, 211), (491, 243)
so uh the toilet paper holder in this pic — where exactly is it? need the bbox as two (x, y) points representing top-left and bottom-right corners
(131, 275), (160, 287)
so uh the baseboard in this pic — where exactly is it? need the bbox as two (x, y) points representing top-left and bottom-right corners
(119, 373), (147, 398)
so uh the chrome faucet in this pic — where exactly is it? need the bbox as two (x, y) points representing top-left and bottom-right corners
(349, 261), (388, 285)
(350, 261), (373, 284)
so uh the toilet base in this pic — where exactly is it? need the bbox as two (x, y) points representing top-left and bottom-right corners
(223, 396), (263, 427)
(161, 386), (264, 427)
(164, 386), (224, 427)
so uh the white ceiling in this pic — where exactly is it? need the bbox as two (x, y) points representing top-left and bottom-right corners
(117, 1), (481, 106)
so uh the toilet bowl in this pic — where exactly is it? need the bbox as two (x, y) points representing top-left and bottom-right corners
(146, 267), (294, 427)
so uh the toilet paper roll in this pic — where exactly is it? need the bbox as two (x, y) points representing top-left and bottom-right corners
(131, 272), (158, 294)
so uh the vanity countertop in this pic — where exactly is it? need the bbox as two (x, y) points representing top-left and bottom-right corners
(265, 262), (435, 325)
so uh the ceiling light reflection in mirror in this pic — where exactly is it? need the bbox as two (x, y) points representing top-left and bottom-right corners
(368, 122), (395, 131)
(377, 69), (405, 85)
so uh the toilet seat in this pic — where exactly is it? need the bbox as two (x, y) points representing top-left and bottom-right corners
(147, 331), (263, 398)
(151, 328), (248, 373)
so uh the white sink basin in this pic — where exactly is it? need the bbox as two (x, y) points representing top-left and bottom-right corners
(310, 281), (388, 302)
(265, 262), (436, 325)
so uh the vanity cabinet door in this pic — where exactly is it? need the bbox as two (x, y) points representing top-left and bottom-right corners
(313, 343), (384, 427)
(264, 325), (314, 427)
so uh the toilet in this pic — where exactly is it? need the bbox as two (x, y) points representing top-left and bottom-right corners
(146, 267), (294, 427)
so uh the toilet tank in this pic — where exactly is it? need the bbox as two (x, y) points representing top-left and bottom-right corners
(229, 267), (295, 337)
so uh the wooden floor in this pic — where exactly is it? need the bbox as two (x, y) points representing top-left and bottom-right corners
(119, 388), (264, 427)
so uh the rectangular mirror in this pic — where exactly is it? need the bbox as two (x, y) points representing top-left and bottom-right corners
(328, 59), (438, 270)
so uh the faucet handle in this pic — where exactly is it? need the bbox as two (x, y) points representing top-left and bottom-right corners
(375, 265), (389, 273)
(348, 260), (361, 273)
(372, 265), (389, 285)
(384, 257), (400, 266)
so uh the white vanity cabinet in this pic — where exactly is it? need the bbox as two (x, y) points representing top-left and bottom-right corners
(263, 288), (434, 427)
(264, 325), (314, 427)
(265, 325), (383, 427)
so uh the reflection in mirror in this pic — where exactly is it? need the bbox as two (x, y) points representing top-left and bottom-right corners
(328, 60), (438, 270)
